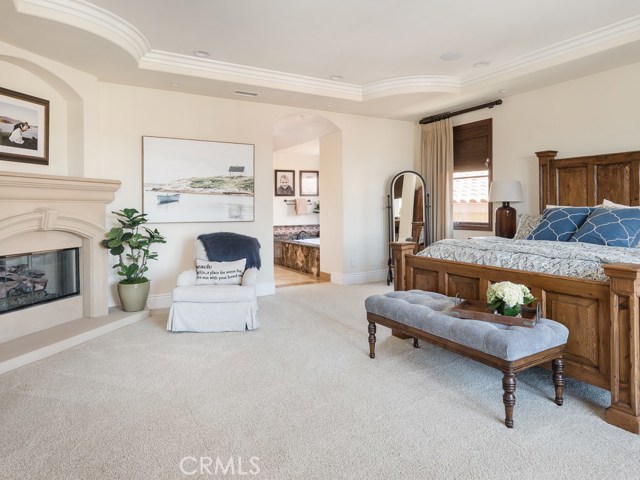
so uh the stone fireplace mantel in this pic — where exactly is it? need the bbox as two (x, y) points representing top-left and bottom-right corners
(0, 171), (135, 374)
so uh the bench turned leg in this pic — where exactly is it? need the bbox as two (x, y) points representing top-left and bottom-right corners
(368, 322), (376, 359)
(502, 371), (516, 428)
(413, 338), (420, 348)
(552, 357), (565, 406)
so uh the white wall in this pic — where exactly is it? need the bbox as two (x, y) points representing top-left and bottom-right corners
(97, 83), (279, 303)
(336, 117), (418, 283)
(453, 61), (640, 238)
(0, 41), (100, 177)
(97, 84), (417, 303)
(319, 131), (343, 276)
(12, 39), (637, 302)
(272, 144), (320, 226)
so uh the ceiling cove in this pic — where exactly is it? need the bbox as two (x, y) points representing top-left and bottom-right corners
(14, 0), (640, 103)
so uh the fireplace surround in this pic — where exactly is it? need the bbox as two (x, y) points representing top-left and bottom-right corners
(0, 171), (134, 373)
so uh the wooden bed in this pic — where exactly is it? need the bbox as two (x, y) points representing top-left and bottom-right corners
(391, 149), (640, 434)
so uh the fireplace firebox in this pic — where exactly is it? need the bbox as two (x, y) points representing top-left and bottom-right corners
(0, 248), (80, 314)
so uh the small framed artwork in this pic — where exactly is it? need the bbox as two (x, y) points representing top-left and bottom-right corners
(0, 87), (49, 165)
(274, 169), (295, 196)
(300, 170), (319, 196)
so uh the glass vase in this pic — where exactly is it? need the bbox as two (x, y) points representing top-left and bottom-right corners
(499, 303), (521, 317)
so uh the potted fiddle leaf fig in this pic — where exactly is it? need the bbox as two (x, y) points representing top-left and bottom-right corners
(102, 208), (166, 312)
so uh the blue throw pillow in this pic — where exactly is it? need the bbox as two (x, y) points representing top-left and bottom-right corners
(525, 207), (593, 241)
(570, 207), (640, 247)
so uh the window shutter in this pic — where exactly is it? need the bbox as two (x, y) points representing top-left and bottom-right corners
(454, 120), (491, 172)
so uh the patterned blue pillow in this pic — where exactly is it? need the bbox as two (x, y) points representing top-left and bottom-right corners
(570, 207), (640, 247)
(525, 207), (593, 241)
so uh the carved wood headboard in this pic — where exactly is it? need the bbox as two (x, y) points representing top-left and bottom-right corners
(536, 150), (640, 213)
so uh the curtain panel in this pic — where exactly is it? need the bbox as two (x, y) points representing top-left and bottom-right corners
(421, 119), (454, 242)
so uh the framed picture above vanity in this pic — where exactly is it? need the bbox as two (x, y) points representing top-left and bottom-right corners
(275, 169), (295, 196)
(299, 170), (319, 196)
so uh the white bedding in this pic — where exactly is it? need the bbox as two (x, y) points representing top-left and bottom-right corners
(416, 237), (640, 281)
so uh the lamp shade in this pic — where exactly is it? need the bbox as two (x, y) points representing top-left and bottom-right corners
(488, 181), (523, 203)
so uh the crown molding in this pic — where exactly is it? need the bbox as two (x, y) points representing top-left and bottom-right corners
(14, 0), (149, 59)
(9, 0), (464, 100)
(463, 14), (640, 86)
(14, 1), (640, 101)
(141, 51), (464, 101)
(362, 76), (460, 100)
(139, 50), (364, 100)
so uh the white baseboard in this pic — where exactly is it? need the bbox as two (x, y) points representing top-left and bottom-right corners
(331, 269), (387, 285)
(256, 282), (276, 296)
(147, 293), (172, 309)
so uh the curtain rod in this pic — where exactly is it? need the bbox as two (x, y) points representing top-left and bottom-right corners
(419, 99), (502, 125)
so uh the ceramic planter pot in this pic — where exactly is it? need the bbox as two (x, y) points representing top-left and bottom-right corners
(117, 281), (150, 312)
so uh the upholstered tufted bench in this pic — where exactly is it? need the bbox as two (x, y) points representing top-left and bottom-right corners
(365, 290), (569, 428)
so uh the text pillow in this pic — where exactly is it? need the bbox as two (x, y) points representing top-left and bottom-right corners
(570, 208), (640, 247)
(195, 258), (246, 285)
(526, 207), (592, 241)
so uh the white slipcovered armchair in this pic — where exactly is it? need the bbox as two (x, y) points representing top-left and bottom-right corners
(167, 233), (260, 332)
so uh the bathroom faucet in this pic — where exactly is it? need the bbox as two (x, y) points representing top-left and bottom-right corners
(295, 230), (308, 239)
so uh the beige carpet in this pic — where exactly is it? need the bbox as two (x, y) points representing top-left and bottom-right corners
(1, 282), (639, 479)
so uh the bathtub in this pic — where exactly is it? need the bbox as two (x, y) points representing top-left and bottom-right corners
(295, 237), (320, 246)
(274, 237), (320, 276)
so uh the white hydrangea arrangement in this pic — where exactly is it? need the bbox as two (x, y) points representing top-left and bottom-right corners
(487, 281), (535, 316)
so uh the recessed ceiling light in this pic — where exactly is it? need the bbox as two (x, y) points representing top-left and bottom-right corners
(170, 82), (181, 87)
(327, 104), (333, 107)
(193, 50), (210, 58)
(329, 75), (343, 81)
(233, 90), (259, 97)
(440, 52), (463, 61)
(499, 89), (508, 93)
(474, 61), (490, 68)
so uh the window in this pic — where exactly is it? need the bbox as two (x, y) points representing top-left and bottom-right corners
(452, 119), (492, 231)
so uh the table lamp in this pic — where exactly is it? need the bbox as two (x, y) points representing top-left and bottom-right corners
(488, 180), (523, 238)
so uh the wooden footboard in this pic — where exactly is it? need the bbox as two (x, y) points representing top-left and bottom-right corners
(391, 242), (640, 434)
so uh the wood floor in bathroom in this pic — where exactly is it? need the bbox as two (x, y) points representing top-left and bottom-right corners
(274, 265), (328, 288)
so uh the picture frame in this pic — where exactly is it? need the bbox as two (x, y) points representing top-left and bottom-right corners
(300, 170), (319, 196)
(274, 169), (295, 196)
(142, 136), (255, 223)
(0, 87), (49, 165)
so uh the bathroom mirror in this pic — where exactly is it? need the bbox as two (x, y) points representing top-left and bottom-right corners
(387, 170), (429, 284)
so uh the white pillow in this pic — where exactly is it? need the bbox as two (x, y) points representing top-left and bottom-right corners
(195, 258), (246, 285)
(602, 199), (629, 209)
(546, 204), (601, 209)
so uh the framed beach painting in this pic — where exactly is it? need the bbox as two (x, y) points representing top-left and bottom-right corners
(299, 170), (319, 196)
(0, 87), (49, 165)
(142, 136), (255, 223)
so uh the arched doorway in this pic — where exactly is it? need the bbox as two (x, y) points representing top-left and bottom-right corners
(272, 113), (340, 287)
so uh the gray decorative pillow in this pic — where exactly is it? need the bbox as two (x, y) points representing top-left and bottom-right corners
(513, 213), (542, 240)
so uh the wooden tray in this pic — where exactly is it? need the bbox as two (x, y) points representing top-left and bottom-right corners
(450, 299), (539, 328)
